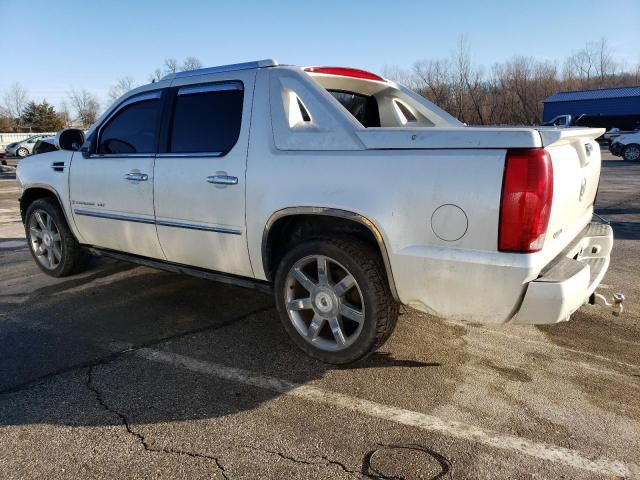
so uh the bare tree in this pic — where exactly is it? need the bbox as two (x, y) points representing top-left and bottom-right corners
(181, 56), (203, 71)
(564, 42), (598, 88)
(107, 76), (137, 104)
(380, 65), (417, 88)
(58, 101), (71, 127)
(68, 88), (100, 128)
(149, 68), (164, 83)
(164, 58), (178, 74)
(2, 82), (29, 120)
(413, 59), (455, 114)
(594, 38), (617, 85)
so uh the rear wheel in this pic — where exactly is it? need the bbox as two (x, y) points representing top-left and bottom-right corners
(274, 237), (398, 364)
(16, 147), (28, 158)
(622, 144), (640, 161)
(25, 198), (89, 277)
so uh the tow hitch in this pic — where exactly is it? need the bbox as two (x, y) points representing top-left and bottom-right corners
(589, 292), (625, 316)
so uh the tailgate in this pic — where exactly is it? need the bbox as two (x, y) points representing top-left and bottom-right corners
(539, 127), (606, 258)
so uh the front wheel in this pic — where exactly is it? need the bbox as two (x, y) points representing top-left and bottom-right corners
(16, 147), (29, 158)
(622, 144), (640, 162)
(274, 237), (398, 364)
(25, 198), (89, 277)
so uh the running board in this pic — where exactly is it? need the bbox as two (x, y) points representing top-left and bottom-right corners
(87, 247), (273, 294)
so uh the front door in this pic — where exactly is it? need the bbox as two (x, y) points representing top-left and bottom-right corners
(154, 72), (254, 277)
(69, 91), (165, 259)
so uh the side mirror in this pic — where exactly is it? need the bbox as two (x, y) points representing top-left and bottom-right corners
(55, 129), (86, 151)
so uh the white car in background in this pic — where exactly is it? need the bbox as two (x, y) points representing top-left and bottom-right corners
(5, 135), (52, 158)
(610, 131), (640, 161)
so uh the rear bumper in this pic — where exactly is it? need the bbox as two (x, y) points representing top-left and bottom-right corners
(513, 222), (613, 324)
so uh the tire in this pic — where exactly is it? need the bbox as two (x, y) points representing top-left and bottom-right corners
(16, 147), (29, 158)
(622, 144), (640, 162)
(274, 237), (398, 364)
(25, 198), (90, 277)
(609, 143), (621, 157)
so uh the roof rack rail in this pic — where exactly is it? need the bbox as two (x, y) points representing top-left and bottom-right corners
(162, 59), (279, 81)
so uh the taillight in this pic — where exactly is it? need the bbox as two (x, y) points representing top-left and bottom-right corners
(498, 148), (553, 253)
(303, 66), (385, 82)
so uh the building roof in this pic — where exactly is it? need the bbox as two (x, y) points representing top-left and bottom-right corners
(544, 85), (640, 103)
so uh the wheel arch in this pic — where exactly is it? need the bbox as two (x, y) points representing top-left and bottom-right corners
(261, 207), (399, 300)
(20, 185), (67, 224)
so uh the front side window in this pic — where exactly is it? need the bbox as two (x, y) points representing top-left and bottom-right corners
(169, 83), (243, 154)
(99, 98), (161, 154)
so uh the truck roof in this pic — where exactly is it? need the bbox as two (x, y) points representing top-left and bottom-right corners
(161, 59), (280, 81)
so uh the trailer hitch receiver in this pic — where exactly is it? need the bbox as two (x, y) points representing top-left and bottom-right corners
(589, 292), (625, 316)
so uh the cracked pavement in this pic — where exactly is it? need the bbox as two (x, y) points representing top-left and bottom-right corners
(0, 154), (639, 479)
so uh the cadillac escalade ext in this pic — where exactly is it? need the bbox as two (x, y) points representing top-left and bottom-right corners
(16, 59), (622, 364)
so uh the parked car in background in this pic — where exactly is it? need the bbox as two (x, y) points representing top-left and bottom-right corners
(16, 60), (621, 364)
(541, 114), (575, 127)
(32, 136), (57, 155)
(5, 135), (52, 158)
(610, 131), (640, 161)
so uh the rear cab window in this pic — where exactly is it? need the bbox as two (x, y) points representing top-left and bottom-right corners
(303, 68), (447, 128)
(168, 82), (243, 154)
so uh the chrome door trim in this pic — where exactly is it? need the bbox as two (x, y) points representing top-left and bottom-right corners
(156, 152), (223, 158)
(87, 153), (156, 159)
(156, 219), (242, 235)
(73, 209), (155, 225)
(177, 82), (243, 96)
(72, 208), (242, 235)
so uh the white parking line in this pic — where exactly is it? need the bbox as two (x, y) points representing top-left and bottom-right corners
(138, 348), (634, 478)
(0, 240), (26, 249)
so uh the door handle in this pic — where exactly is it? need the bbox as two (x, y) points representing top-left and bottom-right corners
(207, 175), (238, 186)
(124, 172), (148, 182)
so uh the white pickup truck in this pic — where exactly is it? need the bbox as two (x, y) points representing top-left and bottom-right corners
(16, 59), (622, 364)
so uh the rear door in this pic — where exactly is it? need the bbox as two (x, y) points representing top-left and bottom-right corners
(69, 91), (166, 259)
(153, 70), (254, 277)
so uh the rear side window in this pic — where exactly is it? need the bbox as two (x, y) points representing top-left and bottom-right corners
(169, 83), (243, 153)
(329, 90), (380, 128)
(99, 98), (161, 154)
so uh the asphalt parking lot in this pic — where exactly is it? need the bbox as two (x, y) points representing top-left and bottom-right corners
(0, 154), (639, 479)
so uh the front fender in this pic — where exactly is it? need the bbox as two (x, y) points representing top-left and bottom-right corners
(17, 150), (83, 241)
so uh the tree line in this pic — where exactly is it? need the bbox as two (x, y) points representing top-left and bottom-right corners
(0, 56), (203, 132)
(1, 42), (639, 132)
(383, 37), (640, 126)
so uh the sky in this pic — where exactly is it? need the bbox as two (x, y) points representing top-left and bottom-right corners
(1, 0), (639, 109)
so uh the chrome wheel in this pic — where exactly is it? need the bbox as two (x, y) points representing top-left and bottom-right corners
(624, 145), (640, 161)
(28, 209), (62, 270)
(285, 255), (365, 352)
(16, 147), (28, 158)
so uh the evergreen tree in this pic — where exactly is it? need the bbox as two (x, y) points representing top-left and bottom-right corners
(20, 100), (64, 132)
